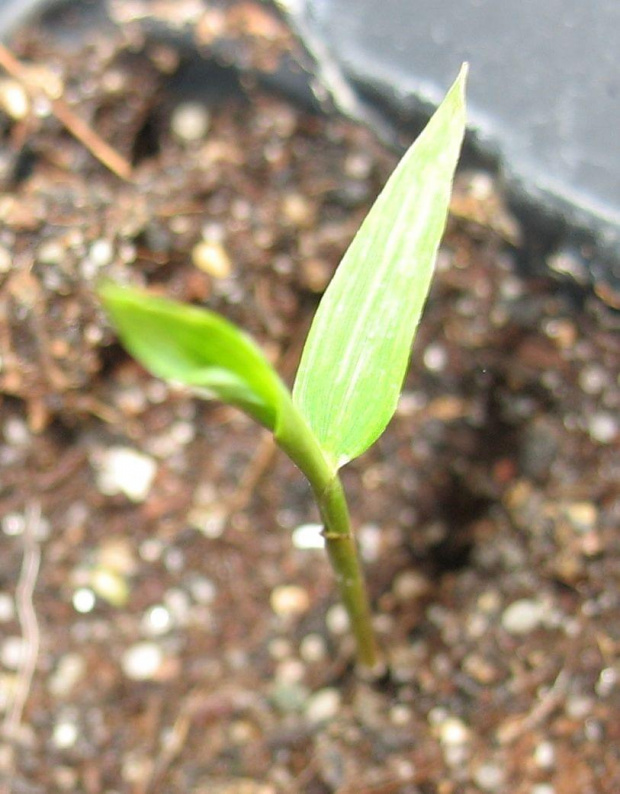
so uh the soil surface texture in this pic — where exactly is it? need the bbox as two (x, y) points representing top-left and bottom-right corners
(0, 2), (618, 793)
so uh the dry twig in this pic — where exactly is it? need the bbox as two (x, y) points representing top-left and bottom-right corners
(497, 668), (570, 744)
(225, 431), (276, 515)
(0, 42), (132, 180)
(0, 502), (42, 794)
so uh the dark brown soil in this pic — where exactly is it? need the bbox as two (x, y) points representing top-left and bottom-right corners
(0, 3), (618, 793)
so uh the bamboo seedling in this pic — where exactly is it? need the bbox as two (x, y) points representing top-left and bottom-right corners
(99, 65), (467, 673)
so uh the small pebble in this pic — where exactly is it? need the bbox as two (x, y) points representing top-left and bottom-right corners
(596, 666), (618, 697)
(97, 538), (136, 576)
(358, 523), (381, 562)
(88, 239), (114, 267)
(115, 386), (147, 416)
(548, 249), (588, 282)
(171, 102), (210, 142)
(142, 605), (172, 636)
(397, 390), (428, 416)
(271, 681), (309, 713)
(170, 420), (195, 446)
(121, 642), (164, 680)
(53, 766), (78, 789)
(95, 446), (157, 502)
(164, 588), (190, 624)
(281, 193), (314, 227)
(392, 570), (430, 602)
(122, 753), (153, 785)
(191, 239), (232, 278)
(344, 151), (373, 179)
(33, 95), (52, 118)
(466, 612), (489, 639)
(544, 318), (576, 349)
(140, 541), (163, 566)
(300, 258), (331, 292)
(534, 741), (555, 769)
(187, 576), (217, 604)
(389, 704), (412, 725)
(53, 720), (79, 750)
(299, 633), (327, 663)
(0, 79), (29, 119)
(292, 523), (324, 550)
(72, 588), (96, 614)
(84, 324), (104, 345)
(305, 688), (341, 724)
(0, 593), (14, 622)
(228, 719), (256, 744)
(438, 716), (470, 746)
(444, 744), (469, 767)
(581, 530), (603, 557)
(145, 381), (169, 403)
(2, 512), (25, 536)
(499, 275), (524, 300)
(325, 604), (349, 635)
(201, 221), (225, 241)
(36, 239), (65, 266)
(49, 654), (87, 698)
(565, 694), (593, 718)
(268, 637), (292, 660)
(473, 762), (505, 791)
(188, 506), (226, 538)
(564, 502), (597, 533)
(579, 364), (608, 394)
(275, 658), (305, 684)
(1, 636), (24, 669)
(588, 412), (617, 444)
(423, 342), (448, 372)
(270, 585), (310, 617)
(462, 653), (497, 684)
(584, 717), (604, 742)
(501, 598), (545, 635)
(478, 590), (501, 613)
(90, 567), (130, 608)
(389, 645), (422, 683)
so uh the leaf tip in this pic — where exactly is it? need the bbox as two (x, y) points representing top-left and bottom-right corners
(449, 62), (469, 111)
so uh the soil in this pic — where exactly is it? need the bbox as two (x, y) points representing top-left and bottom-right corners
(0, 2), (619, 793)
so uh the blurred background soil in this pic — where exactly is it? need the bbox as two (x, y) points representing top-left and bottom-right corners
(0, 2), (618, 792)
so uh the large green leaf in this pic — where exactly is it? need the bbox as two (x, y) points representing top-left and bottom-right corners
(293, 65), (467, 468)
(99, 282), (286, 430)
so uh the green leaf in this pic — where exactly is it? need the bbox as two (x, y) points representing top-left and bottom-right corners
(98, 282), (286, 430)
(293, 65), (467, 468)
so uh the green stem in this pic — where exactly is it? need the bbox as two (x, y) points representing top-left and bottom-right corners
(318, 477), (380, 670)
(276, 394), (380, 671)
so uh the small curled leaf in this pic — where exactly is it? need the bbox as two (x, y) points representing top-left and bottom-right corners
(98, 282), (286, 430)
